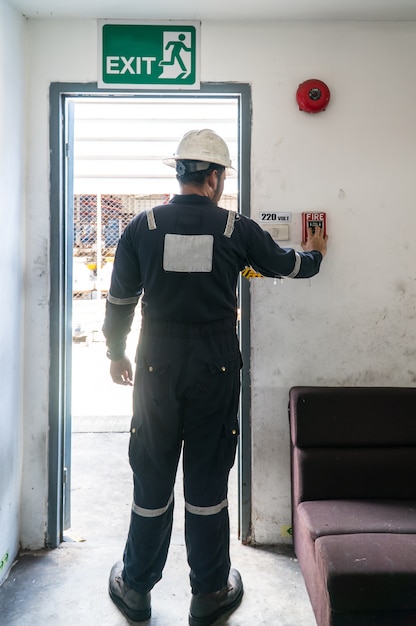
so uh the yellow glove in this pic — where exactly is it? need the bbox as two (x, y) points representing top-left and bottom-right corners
(241, 267), (264, 279)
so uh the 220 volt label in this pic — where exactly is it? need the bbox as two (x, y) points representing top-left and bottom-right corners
(260, 212), (291, 223)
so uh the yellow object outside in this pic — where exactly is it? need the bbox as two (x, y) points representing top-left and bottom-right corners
(241, 267), (264, 279)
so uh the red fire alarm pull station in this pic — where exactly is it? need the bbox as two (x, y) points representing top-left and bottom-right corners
(302, 212), (327, 241)
(296, 79), (330, 114)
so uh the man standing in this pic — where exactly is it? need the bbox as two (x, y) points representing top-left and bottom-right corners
(103, 129), (328, 625)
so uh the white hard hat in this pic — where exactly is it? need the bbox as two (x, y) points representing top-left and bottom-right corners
(164, 129), (234, 170)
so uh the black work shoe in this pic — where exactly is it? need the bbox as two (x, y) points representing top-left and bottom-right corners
(188, 568), (243, 626)
(108, 561), (151, 622)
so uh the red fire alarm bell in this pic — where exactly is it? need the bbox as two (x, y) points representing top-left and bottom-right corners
(302, 212), (327, 242)
(296, 79), (330, 114)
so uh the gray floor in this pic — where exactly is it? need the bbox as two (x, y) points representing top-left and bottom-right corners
(0, 414), (316, 626)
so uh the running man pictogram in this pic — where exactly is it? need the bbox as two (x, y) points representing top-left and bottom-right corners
(159, 33), (192, 79)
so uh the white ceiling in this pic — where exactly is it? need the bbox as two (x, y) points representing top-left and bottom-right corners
(7, 0), (416, 21)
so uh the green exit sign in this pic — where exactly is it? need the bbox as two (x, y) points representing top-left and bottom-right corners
(98, 20), (200, 89)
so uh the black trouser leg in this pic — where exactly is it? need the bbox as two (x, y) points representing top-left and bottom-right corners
(123, 477), (175, 593)
(122, 334), (183, 593)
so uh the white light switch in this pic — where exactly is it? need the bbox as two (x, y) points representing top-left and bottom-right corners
(264, 224), (290, 241)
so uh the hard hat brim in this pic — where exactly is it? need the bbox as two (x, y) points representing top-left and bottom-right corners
(163, 157), (178, 168)
(163, 157), (236, 175)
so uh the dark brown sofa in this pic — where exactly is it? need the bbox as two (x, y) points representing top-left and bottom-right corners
(289, 386), (416, 626)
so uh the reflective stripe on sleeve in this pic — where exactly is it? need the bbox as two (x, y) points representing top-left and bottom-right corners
(286, 252), (301, 278)
(147, 208), (157, 230)
(132, 492), (174, 518)
(107, 292), (140, 305)
(185, 498), (228, 516)
(223, 210), (236, 238)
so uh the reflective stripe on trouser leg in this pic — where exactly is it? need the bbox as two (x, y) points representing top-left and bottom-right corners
(133, 491), (174, 518)
(185, 498), (228, 516)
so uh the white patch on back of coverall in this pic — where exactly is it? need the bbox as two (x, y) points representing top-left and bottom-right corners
(163, 234), (214, 272)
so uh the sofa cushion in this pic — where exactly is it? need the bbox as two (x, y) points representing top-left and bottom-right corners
(315, 533), (416, 612)
(289, 386), (416, 448)
(298, 500), (416, 539)
(293, 447), (416, 501)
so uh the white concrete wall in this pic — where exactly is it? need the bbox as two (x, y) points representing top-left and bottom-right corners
(236, 21), (416, 542)
(20, 18), (416, 548)
(0, 0), (26, 579)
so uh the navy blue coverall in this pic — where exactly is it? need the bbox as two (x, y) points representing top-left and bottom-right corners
(102, 194), (323, 595)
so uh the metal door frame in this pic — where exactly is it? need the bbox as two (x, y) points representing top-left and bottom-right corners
(48, 81), (252, 548)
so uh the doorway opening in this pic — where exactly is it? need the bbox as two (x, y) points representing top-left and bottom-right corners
(48, 83), (252, 549)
